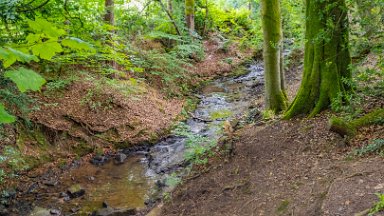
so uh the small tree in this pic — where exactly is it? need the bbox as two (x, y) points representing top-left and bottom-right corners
(261, 0), (287, 112)
(104, 0), (117, 69)
(185, 0), (195, 35)
(284, 0), (351, 118)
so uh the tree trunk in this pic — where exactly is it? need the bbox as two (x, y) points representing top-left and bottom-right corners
(104, 0), (114, 25)
(104, 0), (117, 70)
(157, 0), (181, 36)
(284, 0), (351, 119)
(261, 0), (287, 112)
(168, 0), (173, 14)
(185, 0), (195, 35)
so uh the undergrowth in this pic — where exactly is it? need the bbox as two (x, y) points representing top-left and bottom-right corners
(369, 193), (384, 216)
(172, 122), (217, 165)
(352, 139), (384, 157)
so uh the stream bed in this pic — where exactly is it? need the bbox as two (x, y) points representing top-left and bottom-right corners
(28, 62), (265, 216)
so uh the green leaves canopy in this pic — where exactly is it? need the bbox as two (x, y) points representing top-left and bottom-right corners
(0, 104), (16, 124)
(4, 68), (46, 93)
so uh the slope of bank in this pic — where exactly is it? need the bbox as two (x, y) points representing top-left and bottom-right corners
(0, 37), (253, 190)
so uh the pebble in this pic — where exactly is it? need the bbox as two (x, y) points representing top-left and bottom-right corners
(114, 153), (127, 164)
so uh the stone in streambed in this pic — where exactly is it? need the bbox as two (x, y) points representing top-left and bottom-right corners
(91, 155), (109, 166)
(29, 207), (50, 216)
(93, 208), (136, 216)
(67, 184), (85, 198)
(49, 209), (61, 215)
(114, 153), (127, 164)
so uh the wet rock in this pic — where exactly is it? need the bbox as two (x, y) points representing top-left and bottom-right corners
(102, 201), (109, 208)
(59, 192), (67, 198)
(144, 198), (157, 207)
(67, 184), (85, 198)
(0, 205), (9, 215)
(93, 207), (136, 216)
(91, 155), (109, 166)
(155, 180), (166, 188)
(29, 207), (50, 216)
(71, 207), (80, 213)
(49, 209), (61, 215)
(114, 153), (127, 164)
(43, 180), (58, 187)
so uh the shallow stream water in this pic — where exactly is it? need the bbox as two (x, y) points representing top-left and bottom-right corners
(30, 62), (265, 215)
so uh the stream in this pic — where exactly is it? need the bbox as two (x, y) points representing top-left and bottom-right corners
(28, 62), (265, 216)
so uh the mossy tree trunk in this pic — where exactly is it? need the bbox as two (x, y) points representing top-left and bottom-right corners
(261, 0), (287, 112)
(185, 0), (195, 35)
(284, 0), (351, 119)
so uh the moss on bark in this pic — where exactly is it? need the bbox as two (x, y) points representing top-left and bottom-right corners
(185, 0), (195, 34)
(329, 108), (384, 136)
(261, 0), (287, 112)
(284, 0), (351, 119)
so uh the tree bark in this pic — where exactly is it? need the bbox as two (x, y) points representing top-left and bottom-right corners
(284, 0), (351, 119)
(261, 0), (287, 112)
(104, 0), (117, 70)
(185, 0), (195, 35)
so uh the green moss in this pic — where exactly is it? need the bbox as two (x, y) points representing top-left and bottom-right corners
(329, 117), (356, 136)
(185, 0), (194, 15)
(210, 110), (233, 120)
(284, 0), (351, 119)
(351, 108), (384, 128)
(329, 108), (384, 137)
(261, 0), (288, 112)
(72, 141), (94, 156)
(113, 141), (132, 149)
(231, 65), (248, 77)
(32, 129), (50, 150)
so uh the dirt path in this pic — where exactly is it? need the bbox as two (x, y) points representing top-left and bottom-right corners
(160, 117), (384, 216)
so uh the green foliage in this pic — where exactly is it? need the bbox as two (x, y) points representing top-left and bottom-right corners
(0, 47), (38, 68)
(349, 0), (383, 56)
(369, 193), (384, 216)
(0, 104), (16, 123)
(1, 146), (29, 172)
(165, 173), (182, 188)
(353, 139), (384, 157)
(4, 68), (46, 93)
(173, 122), (217, 165)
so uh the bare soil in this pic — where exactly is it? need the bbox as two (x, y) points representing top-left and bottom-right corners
(160, 117), (384, 216)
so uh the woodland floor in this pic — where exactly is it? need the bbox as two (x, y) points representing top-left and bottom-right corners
(1, 40), (383, 216)
(159, 53), (384, 216)
(160, 115), (384, 216)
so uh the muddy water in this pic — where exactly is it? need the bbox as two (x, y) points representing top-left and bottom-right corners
(31, 62), (264, 215)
